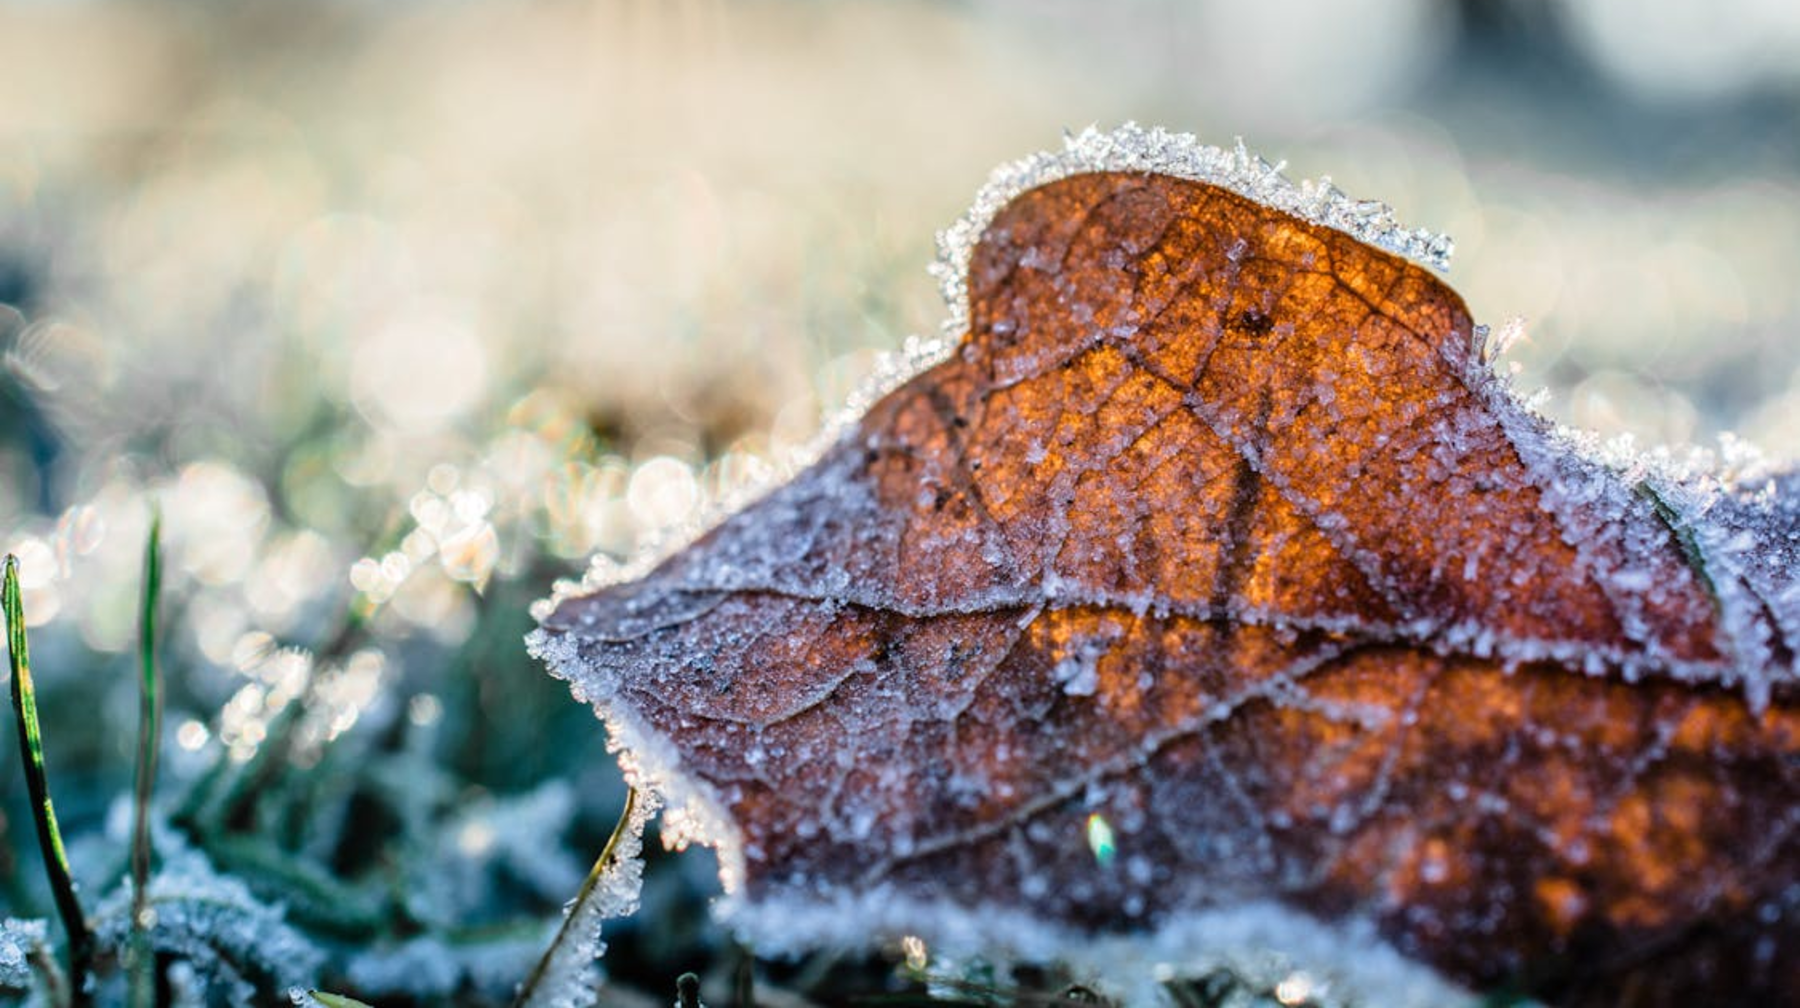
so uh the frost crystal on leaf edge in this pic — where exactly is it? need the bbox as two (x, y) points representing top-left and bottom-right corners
(529, 125), (1799, 1008)
(532, 124), (1458, 615)
(930, 122), (1456, 343)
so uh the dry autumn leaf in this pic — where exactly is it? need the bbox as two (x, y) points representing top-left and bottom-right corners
(532, 127), (1800, 1007)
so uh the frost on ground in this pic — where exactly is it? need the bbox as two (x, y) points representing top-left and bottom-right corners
(0, 918), (47, 992)
(344, 932), (543, 1005)
(93, 833), (325, 1003)
(531, 126), (1800, 1006)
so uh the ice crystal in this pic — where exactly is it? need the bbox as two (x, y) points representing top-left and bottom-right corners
(533, 125), (1455, 618)
(533, 131), (1799, 1006)
(930, 123), (1456, 344)
(517, 788), (661, 1008)
(0, 918), (46, 991)
(93, 835), (324, 1004)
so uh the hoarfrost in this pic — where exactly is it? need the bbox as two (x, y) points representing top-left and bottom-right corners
(533, 125), (1452, 618)
(533, 127), (1800, 1005)
(351, 937), (462, 1002)
(517, 787), (661, 1008)
(346, 931), (542, 1003)
(289, 991), (373, 1008)
(931, 123), (1456, 344)
(441, 780), (586, 904)
(0, 918), (46, 991)
(727, 890), (1471, 1007)
(93, 833), (324, 1002)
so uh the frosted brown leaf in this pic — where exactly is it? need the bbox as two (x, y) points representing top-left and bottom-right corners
(534, 141), (1800, 1007)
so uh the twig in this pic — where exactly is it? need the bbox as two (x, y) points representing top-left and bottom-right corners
(128, 512), (164, 1007)
(4, 555), (93, 1007)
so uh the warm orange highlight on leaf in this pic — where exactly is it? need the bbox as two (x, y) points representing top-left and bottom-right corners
(541, 172), (1799, 1006)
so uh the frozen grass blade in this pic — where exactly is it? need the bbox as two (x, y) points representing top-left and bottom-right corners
(128, 512), (163, 1008)
(513, 786), (639, 1008)
(300, 991), (376, 1007)
(4, 555), (93, 1007)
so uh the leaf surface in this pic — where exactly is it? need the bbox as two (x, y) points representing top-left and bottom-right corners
(536, 162), (1800, 1006)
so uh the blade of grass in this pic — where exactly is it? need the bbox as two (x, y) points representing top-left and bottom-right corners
(4, 555), (92, 1007)
(304, 991), (376, 1008)
(513, 786), (639, 1008)
(128, 511), (163, 1008)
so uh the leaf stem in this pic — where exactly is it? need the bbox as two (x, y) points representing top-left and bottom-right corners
(3, 555), (93, 1007)
(128, 512), (164, 1007)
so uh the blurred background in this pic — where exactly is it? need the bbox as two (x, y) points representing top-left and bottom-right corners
(0, 0), (1798, 1001)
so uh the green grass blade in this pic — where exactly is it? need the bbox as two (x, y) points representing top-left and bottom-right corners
(128, 511), (164, 1008)
(305, 992), (376, 1008)
(513, 786), (638, 1008)
(4, 555), (93, 1006)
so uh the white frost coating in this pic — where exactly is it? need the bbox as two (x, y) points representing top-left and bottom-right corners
(456, 781), (586, 901)
(0, 918), (46, 990)
(526, 627), (746, 894)
(543, 333), (953, 612)
(517, 776), (661, 1008)
(1462, 347), (1800, 708)
(532, 125), (1800, 1006)
(350, 937), (462, 1001)
(930, 122), (1456, 342)
(343, 932), (542, 1003)
(1638, 440), (1800, 704)
(534, 623), (1477, 1007)
(94, 834), (325, 1002)
(531, 124), (1454, 620)
(726, 889), (1473, 1008)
